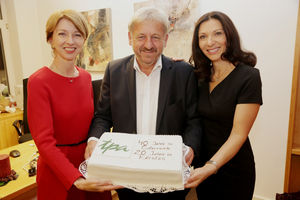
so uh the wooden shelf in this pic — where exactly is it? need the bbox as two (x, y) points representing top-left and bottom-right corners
(0, 109), (23, 149)
(292, 148), (300, 155)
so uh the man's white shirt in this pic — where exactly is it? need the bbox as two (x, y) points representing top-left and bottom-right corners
(134, 56), (161, 135)
(88, 56), (162, 142)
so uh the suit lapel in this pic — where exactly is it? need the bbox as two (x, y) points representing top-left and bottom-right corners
(126, 56), (137, 132)
(156, 55), (172, 133)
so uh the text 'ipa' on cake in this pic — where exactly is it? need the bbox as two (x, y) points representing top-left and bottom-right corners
(87, 132), (184, 189)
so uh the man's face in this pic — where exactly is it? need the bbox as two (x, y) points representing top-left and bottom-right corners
(129, 20), (168, 69)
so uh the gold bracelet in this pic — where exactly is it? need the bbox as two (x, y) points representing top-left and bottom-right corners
(206, 160), (218, 174)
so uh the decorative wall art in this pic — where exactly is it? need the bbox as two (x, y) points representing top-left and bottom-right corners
(77, 8), (113, 72)
(134, 0), (199, 61)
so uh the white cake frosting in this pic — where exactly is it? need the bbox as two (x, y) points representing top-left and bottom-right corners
(87, 132), (184, 192)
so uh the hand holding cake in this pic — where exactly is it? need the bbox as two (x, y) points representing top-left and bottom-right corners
(184, 147), (194, 166)
(73, 177), (123, 192)
(84, 140), (97, 159)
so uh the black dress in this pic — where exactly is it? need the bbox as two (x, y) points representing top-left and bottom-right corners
(196, 63), (263, 200)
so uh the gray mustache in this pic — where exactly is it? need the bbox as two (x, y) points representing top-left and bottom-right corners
(142, 48), (156, 52)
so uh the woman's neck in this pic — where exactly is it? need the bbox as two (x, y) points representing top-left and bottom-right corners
(50, 59), (78, 77)
(211, 60), (235, 82)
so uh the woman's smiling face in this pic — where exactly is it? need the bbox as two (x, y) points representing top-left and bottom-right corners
(198, 18), (227, 63)
(49, 18), (85, 62)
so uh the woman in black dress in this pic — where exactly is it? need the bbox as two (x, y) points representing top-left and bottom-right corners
(185, 11), (262, 200)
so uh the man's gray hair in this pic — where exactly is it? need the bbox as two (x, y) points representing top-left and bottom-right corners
(128, 7), (169, 34)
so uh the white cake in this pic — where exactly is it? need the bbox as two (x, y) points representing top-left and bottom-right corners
(87, 132), (184, 191)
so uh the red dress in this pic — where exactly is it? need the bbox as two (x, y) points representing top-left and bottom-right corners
(28, 67), (111, 200)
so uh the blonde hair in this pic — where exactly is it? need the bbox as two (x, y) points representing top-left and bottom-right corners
(46, 9), (89, 42)
(128, 7), (169, 34)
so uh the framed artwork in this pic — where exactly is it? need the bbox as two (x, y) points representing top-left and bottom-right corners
(0, 4), (2, 20)
(134, 0), (199, 61)
(77, 8), (113, 72)
(0, 29), (9, 93)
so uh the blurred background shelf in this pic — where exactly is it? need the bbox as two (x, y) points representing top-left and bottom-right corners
(0, 109), (23, 149)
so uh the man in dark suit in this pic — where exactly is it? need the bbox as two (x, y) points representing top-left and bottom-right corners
(85, 7), (202, 200)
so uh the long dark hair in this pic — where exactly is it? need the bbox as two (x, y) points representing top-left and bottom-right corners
(190, 11), (256, 81)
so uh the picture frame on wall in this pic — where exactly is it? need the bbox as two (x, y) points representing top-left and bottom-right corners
(77, 8), (113, 72)
(134, 0), (198, 61)
(0, 4), (2, 20)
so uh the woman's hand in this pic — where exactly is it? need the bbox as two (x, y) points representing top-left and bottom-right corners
(171, 57), (185, 62)
(184, 164), (216, 188)
(74, 177), (124, 192)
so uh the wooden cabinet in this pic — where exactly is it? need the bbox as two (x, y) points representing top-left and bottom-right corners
(0, 140), (37, 200)
(284, 3), (300, 193)
(0, 109), (23, 149)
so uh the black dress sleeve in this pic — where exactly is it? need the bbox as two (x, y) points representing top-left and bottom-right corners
(237, 67), (263, 105)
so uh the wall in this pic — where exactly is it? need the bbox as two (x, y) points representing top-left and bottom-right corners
(3, 0), (299, 199)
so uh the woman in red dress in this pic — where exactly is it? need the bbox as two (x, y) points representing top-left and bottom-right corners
(28, 9), (119, 200)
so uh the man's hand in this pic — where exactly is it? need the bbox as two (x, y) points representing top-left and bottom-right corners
(84, 140), (97, 159)
(74, 177), (124, 192)
(171, 57), (185, 62)
(185, 147), (194, 166)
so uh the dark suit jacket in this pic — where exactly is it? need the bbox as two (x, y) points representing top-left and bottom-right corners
(88, 54), (202, 155)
